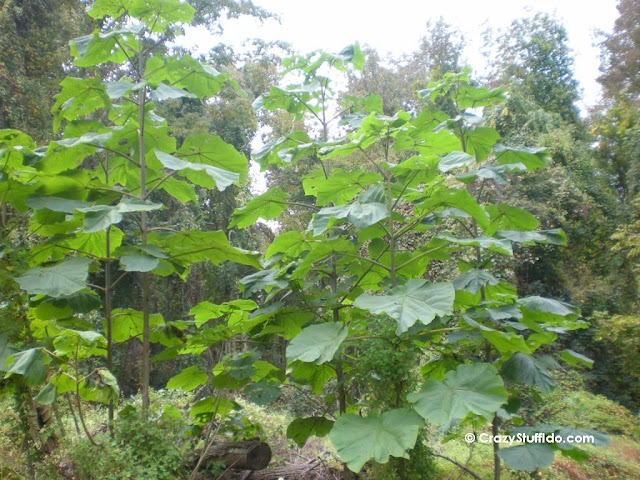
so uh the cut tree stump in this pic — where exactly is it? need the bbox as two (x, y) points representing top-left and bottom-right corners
(200, 440), (272, 471)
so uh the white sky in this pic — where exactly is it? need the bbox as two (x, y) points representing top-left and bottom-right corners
(187, 0), (620, 111)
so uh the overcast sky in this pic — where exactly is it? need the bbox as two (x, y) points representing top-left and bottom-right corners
(186, 0), (620, 112)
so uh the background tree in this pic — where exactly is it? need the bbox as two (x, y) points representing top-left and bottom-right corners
(0, 0), (89, 141)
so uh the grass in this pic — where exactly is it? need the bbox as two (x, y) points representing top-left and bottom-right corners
(0, 381), (638, 479)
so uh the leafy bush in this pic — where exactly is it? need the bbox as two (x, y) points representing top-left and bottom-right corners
(70, 407), (190, 480)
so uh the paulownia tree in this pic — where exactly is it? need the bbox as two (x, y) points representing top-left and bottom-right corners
(0, 0), (260, 452)
(222, 59), (609, 478)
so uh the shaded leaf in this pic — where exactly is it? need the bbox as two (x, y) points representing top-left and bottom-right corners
(286, 323), (348, 364)
(329, 409), (423, 473)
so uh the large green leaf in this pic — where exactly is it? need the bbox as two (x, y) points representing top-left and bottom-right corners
(129, 0), (196, 33)
(229, 188), (289, 228)
(438, 234), (513, 256)
(486, 204), (539, 235)
(176, 134), (247, 182)
(77, 199), (163, 233)
(494, 145), (550, 171)
(354, 280), (454, 334)
(26, 197), (91, 213)
(34, 383), (57, 405)
(149, 230), (261, 271)
(453, 270), (499, 294)
(497, 229), (567, 246)
(53, 329), (107, 358)
(498, 444), (555, 471)
(329, 409), (423, 473)
(302, 168), (382, 206)
(309, 186), (388, 235)
(438, 151), (474, 172)
(166, 366), (208, 391)
(146, 55), (235, 100)
(52, 77), (110, 131)
(502, 353), (556, 393)
(408, 363), (507, 423)
(415, 188), (490, 231)
(155, 149), (239, 191)
(150, 83), (196, 102)
(465, 127), (500, 161)
(70, 26), (141, 68)
(6, 348), (46, 386)
(288, 361), (336, 395)
(16, 258), (92, 297)
(287, 417), (333, 447)
(108, 308), (164, 343)
(560, 349), (594, 368)
(286, 323), (348, 364)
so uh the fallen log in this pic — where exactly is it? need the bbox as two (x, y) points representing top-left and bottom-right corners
(200, 440), (272, 471)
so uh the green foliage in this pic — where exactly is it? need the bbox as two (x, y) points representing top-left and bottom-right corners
(70, 408), (189, 480)
(231, 60), (601, 477)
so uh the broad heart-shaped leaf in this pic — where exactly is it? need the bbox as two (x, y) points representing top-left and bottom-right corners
(437, 234), (513, 256)
(70, 26), (141, 68)
(560, 349), (594, 368)
(407, 363), (508, 424)
(16, 257), (91, 297)
(354, 280), (455, 334)
(26, 197), (91, 213)
(498, 444), (555, 471)
(120, 254), (160, 272)
(329, 409), (423, 473)
(497, 229), (567, 246)
(286, 323), (348, 365)
(287, 416), (333, 447)
(456, 85), (506, 109)
(34, 383), (57, 405)
(302, 168), (383, 206)
(176, 134), (247, 183)
(155, 150), (239, 191)
(229, 188), (289, 228)
(243, 380), (281, 406)
(453, 270), (499, 294)
(502, 353), (556, 393)
(415, 188), (490, 231)
(189, 299), (256, 327)
(129, 0), (196, 33)
(239, 269), (288, 297)
(146, 55), (236, 100)
(438, 151), (474, 172)
(87, 0), (128, 19)
(288, 361), (336, 395)
(485, 204), (539, 235)
(309, 185), (388, 236)
(494, 145), (550, 171)
(52, 77), (110, 131)
(167, 365), (208, 391)
(150, 83), (196, 101)
(6, 348), (46, 386)
(77, 199), (163, 233)
(53, 329), (107, 358)
(149, 230), (261, 272)
(518, 296), (580, 323)
(108, 308), (164, 343)
(465, 127), (500, 161)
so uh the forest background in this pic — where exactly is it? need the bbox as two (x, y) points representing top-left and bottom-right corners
(0, 0), (640, 479)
